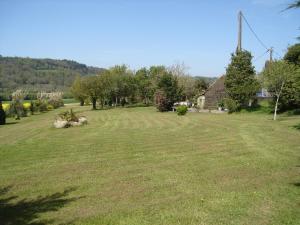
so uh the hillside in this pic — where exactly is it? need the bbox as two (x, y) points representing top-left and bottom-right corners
(0, 56), (105, 99)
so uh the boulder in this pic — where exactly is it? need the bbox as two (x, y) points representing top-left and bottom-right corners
(78, 117), (87, 125)
(53, 120), (68, 128)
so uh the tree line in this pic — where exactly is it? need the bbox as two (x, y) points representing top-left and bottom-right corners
(71, 64), (210, 111)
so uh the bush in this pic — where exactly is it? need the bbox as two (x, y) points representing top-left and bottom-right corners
(2, 103), (10, 112)
(23, 102), (31, 110)
(48, 98), (64, 109)
(176, 105), (188, 116)
(9, 101), (24, 119)
(29, 101), (37, 115)
(224, 98), (240, 113)
(155, 90), (171, 112)
(0, 101), (6, 125)
(36, 100), (48, 112)
(47, 104), (54, 111)
(57, 109), (79, 122)
(218, 99), (225, 109)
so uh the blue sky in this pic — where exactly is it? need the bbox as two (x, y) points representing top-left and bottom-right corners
(0, 0), (299, 76)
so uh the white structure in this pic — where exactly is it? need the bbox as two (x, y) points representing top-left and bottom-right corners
(197, 96), (205, 110)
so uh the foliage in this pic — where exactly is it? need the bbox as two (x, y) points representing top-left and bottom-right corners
(57, 109), (79, 122)
(47, 104), (54, 111)
(225, 50), (260, 106)
(23, 102), (31, 110)
(9, 90), (26, 119)
(135, 67), (153, 104)
(0, 101), (6, 125)
(169, 62), (209, 101)
(218, 99), (225, 108)
(2, 103), (10, 111)
(70, 64), (211, 110)
(34, 91), (64, 112)
(154, 90), (169, 112)
(155, 72), (182, 112)
(224, 98), (240, 113)
(261, 60), (300, 120)
(284, 43), (300, 66)
(70, 76), (87, 106)
(176, 105), (188, 116)
(0, 56), (104, 98)
(29, 101), (36, 115)
(35, 99), (48, 112)
(82, 76), (101, 110)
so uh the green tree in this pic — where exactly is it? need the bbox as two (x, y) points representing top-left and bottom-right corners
(261, 60), (299, 120)
(225, 50), (259, 108)
(97, 72), (113, 108)
(155, 72), (182, 112)
(70, 76), (87, 106)
(284, 43), (300, 66)
(82, 76), (101, 110)
(194, 78), (208, 95)
(135, 68), (153, 104)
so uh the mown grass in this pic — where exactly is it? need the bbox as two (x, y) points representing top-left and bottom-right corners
(0, 106), (299, 225)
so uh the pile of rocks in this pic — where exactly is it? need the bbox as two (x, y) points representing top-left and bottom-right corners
(54, 116), (87, 128)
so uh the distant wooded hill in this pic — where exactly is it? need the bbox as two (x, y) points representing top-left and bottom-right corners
(0, 55), (217, 100)
(0, 56), (105, 99)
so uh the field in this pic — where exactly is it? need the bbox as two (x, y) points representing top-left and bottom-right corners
(0, 105), (299, 225)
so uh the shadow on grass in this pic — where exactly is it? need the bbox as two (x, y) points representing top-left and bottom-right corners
(293, 182), (300, 187)
(292, 123), (300, 130)
(240, 105), (273, 114)
(0, 186), (81, 225)
(286, 109), (300, 116)
(2, 122), (19, 125)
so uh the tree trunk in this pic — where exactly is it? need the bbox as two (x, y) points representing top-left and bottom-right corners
(274, 95), (279, 120)
(248, 99), (252, 107)
(80, 99), (84, 106)
(115, 97), (118, 107)
(273, 81), (285, 121)
(92, 98), (96, 110)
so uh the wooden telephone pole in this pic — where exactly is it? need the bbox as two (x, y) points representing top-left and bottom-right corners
(269, 47), (273, 62)
(237, 11), (242, 52)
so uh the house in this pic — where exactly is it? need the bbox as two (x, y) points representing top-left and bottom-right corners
(197, 75), (226, 110)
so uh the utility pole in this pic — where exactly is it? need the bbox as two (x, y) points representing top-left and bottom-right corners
(269, 47), (273, 62)
(237, 11), (242, 52)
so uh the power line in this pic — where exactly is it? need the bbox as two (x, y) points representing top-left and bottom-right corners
(274, 50), (282, 58)
(241, 13), (269, 51)
(253, 49), (269, 62)
(240, 12), (282, 60)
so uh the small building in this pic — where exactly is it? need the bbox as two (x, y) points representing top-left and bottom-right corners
(197, 75), (226, 110)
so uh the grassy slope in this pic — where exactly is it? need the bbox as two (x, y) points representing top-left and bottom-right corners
(0, 106), (299, 225)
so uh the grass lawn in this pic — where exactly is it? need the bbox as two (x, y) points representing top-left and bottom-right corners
(0, 106), (299, 225)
